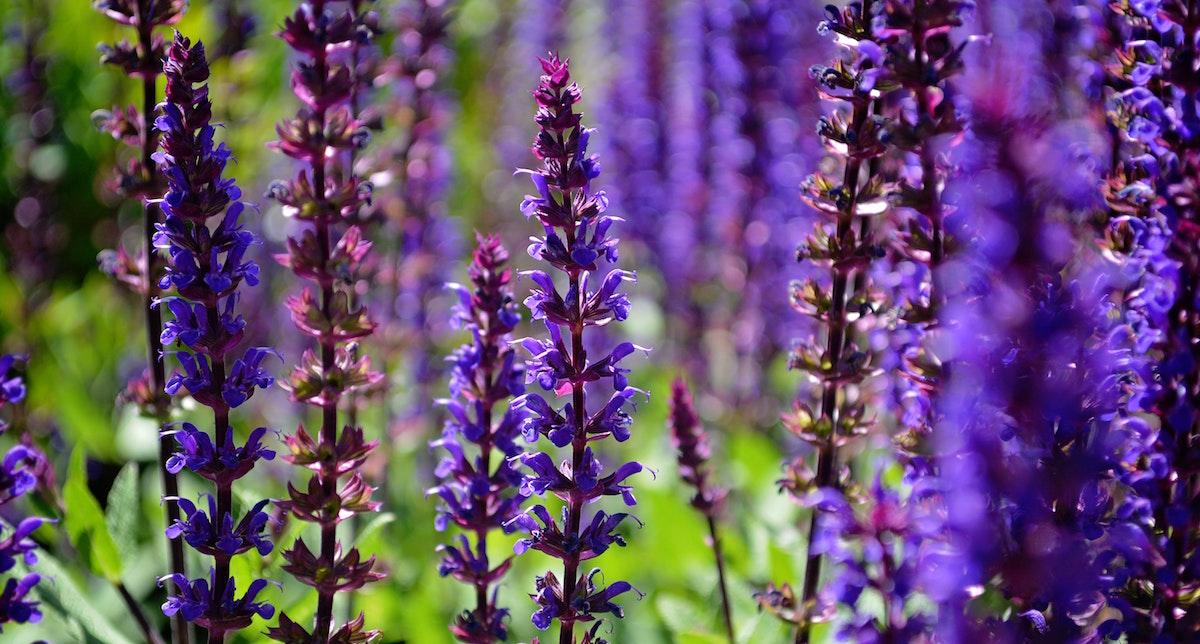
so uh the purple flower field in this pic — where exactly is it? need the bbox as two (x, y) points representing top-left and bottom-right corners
(0, 0), (1198, 642)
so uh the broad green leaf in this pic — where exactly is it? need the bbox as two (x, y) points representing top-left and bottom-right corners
(32, 551), (136, 644)
(105, 463), (139, 564)
(63, 448), (124, 583)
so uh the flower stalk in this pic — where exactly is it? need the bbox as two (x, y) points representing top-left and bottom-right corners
(510, 54), (647, 643)
(431, 235), (529, 642)
(776, 4), (891, 639)
(153, 31), (277, 643)
(268, 1), (384, 641)
(668, 379), (733, 642)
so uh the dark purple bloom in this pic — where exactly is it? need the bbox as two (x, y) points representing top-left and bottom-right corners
(510, 53), (647, 639)
(159, 572), (275, 633)
(153, 32), (275, 640)
(0, 360), (45, 634)
(429, 236), (529, 642)
(0, 574), (41, 630)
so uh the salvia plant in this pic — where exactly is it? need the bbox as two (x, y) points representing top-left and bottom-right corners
(16, 1), (1200, 642)
(1098, 0), (1200, 637)
(667, 379), (733, 642)
(91, 1), (192, 640)
(0, 355), (46, 630)
(508, 54), (647, 642)
(374, 0), (461, 433)
(268, 0), (384, 640)
(152, 31), (277, 642)
(431, 235), (528, 642)
(763, 2), (894, 639)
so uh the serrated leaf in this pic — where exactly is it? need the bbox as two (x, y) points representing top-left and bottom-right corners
(32, 550), (136, 644)
(105, 463), (139, 565)
(63, 448), (124, 583)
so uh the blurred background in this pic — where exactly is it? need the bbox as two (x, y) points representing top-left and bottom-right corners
(0, 0), (839, 641)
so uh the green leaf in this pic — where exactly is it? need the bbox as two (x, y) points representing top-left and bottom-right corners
(63, 448), (124, 583)
(105, 463), (139, 564)
(351, 512), (396, 548)
(32, 550), (137, 644)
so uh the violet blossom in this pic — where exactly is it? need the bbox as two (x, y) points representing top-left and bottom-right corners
(763, 3), (895, 640)
(0, 356), (45, 632)
(152, 32), (276, 642)
(508, 54), (647, 641)
(430, 235), (528, 642)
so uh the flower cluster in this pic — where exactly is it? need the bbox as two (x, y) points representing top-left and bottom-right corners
(770, 2), (894, 636)
(268, 1), (384, 641)
(430, 235), (528, 642)
(0, 356), (46, 632)
(878, 0), (971, 455)
(509, 54), (647, 639)
(152, 32), (276, 642)
(1096, 2), (1200, 638)
(921, 3), (1153, 639)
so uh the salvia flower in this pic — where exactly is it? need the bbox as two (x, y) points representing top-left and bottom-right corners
(268, 1), (385, 641)
(429, 235), (528, 642)
(153, 32), (276, 642)
(0, 357), (45, 633)
(1095, 2), (1200, 638)
(772, 2), (895, 638)
(510, 54), (647, 640)
(929, 3), (1144, 638)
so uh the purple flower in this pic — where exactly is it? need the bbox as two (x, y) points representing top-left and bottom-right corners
(774, 2), (897, 636)
(429, 236), (529, 642)
(0, 359), (46, 634)
(159, 572), (275, 637)
(153, 32), (275, 639)
(0, 574), (41, 630)
(510, 53), (647, 638)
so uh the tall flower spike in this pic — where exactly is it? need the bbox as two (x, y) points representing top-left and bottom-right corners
(879, 0), (972, 458)
(430, 235), (528, 642)
(372, 0), (461, 436)
(92, 3), (191, 639)
(269, 1), (384, 641)
(770, 2), (895, 640)
(153, 32), (277, 643)
(0, 356), (46, 633)
(789, 1), (975, 640)
(1095, 2), (1200, 638)
(511, 54), (648, 643)
(668, 379), (733, 642)
(929, 2), (1144, 639)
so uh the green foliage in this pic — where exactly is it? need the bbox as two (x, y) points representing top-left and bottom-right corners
(64, 447), (124, 584)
